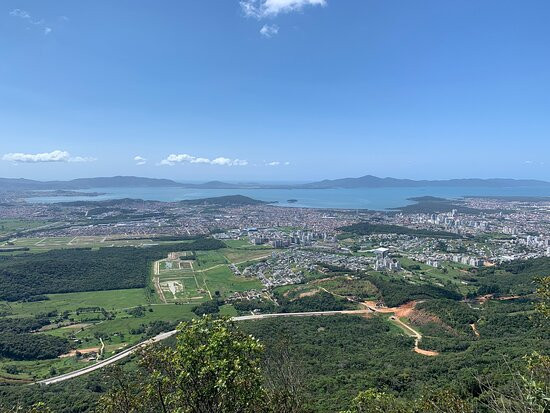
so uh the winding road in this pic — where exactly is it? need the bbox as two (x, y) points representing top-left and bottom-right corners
(38, 298), (440, 385)
(37, 309), (371, 385)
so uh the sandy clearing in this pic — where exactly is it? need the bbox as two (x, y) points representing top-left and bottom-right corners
(161, 280), (183, 298)
(365, 301), (439, 357)
(59, 347), (100, 358)
(298, 289), (321, 298)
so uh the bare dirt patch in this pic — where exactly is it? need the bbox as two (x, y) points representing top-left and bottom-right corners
(414, 347), (439, 356)
(298, 289), (321, 299)
(59, 347), (100, 358)
(60, 323), (92, 330)
(161, 280), (183, 299)
(365, 301), (440, 357)
(470, 323), (480, 338)
(363, 300), (418, 317)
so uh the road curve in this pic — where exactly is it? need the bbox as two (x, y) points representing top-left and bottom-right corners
(37, 309), (371, 385)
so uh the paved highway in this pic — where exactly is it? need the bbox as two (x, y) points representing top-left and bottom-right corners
(37, 309), (370, 385)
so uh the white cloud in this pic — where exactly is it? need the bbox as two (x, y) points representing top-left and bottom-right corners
(160, 154), (248, 167)
(260, 24), (279, 37)
(69, 156), (96, 163)
(211, 157), (233, 166)
(9, 9), (31, 19)
(523, 160), (545, 166)
(9, 9), (62, 35)
(192, 157), (211, 164)
(160, 154), (195, 165)
(9, 9), (42, 25)
(266, 160), (291, 166)
(240, 0), (326, 18)
(2, 150), (95, 163)
(134, 155), (147, 165)
(212, 157), (248, 166)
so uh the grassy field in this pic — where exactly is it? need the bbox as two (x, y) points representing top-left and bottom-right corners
(399, 257), (475, 294)
(223, 239), (272, 250)
(222, 248), (272, 263)
(0, 235), (182, 254)
(157, 259), (206, 303)
(199, 265), (262, 296)
(0, 286), (198, 381)
(0, 239), (273, 381)
(5, 289), (150, 318)
(0, 219), (52, 236)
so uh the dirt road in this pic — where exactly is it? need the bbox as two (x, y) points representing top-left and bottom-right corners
(153, 260), (167, 303)
(364, 301), (438, 356)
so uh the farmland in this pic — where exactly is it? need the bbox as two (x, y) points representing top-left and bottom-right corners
(0, 236), (272, 382)
(0, 235), (173, 253)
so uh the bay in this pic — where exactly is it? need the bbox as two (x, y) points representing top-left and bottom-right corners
(25, 186), (550, 210)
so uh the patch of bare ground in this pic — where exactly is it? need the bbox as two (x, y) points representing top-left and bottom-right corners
(407, 310), (457, 335)
(414, 347), (439, 356)
(297, 289), (321, 299)
(60, 323), (92, 330)
(363, 300), (418, 317)
(365, 301), (440, 356)
(59, 347), (100, 358)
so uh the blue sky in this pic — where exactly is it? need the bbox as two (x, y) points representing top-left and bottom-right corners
(1, 0), (549, 182)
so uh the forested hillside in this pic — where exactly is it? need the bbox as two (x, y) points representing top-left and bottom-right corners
(0, 239), (225, 301)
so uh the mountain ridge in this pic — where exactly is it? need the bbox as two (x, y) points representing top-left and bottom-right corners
(1, 174), (549, 191)
(300, 174), (550, 188)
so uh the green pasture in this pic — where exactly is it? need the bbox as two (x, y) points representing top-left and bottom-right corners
(199, 265), (262, 297)
(0, 219), (51, 236)
(0, 235), (179, 254)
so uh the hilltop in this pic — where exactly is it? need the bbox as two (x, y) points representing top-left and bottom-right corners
(2, 175), (549, 192)
(300, 175), (550, 189)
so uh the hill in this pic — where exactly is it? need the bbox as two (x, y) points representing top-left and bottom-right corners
(2, 175), (549, 192)
(0, 176), (182, 191)
(53, 195), (266, 207)
(300, 175), (550, 189)
(179, 195), (268, 206)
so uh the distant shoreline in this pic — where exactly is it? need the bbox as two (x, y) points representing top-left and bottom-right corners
(18, 185), (550, 211)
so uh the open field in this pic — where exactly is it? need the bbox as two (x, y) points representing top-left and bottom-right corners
(199, 265), (262, 296)
(1, 241), (281, 382)
(399, 257), (476, 294)
(0, 219), (52, 236)
(153, 248), (265, 303)
(223, 239), (273, 250)
(0, 287), (198, 381)
(0, 235), (182, 254)
(4, 289), (150, 318)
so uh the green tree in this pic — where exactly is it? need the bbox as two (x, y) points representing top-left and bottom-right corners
(263, 338), (309, 413)
(477, 276), (550, 413)
(413, 389), (474, 413)
(341, 389), (410, 413)
(535, 276), (550, 319)
(100, 316), (265, 413)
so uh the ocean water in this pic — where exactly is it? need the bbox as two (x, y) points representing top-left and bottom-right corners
(26, 186), (550, 210)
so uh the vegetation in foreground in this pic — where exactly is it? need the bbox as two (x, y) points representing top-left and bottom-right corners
(0, 243), (547, 412)
(1, 277), (547, 413)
